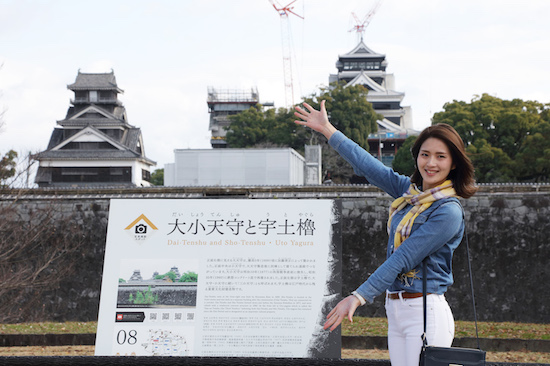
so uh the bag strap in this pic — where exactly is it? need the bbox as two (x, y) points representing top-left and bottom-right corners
(422, 257), (428, 347)
(422, 228), (481, 349)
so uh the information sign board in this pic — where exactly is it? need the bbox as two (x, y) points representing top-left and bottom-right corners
(95, 199), (341, 358)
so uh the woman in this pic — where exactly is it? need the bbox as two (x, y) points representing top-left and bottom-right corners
(294, 100), (477, 366)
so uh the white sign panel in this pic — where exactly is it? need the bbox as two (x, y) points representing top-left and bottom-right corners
(95, 199), (341, 358)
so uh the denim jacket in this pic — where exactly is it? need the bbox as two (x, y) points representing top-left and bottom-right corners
(329, 131), (464, 304)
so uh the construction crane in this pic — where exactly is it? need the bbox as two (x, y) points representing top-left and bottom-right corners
(349, 0), (382, 42)
(269, 0), (303, 108)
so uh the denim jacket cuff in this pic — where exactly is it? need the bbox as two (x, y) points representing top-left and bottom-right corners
(328, 130), (346, 150)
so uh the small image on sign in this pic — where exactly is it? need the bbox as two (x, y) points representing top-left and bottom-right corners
(117, 259), (199, 309)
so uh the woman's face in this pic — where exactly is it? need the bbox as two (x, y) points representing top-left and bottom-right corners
(417, 137), (455, 191)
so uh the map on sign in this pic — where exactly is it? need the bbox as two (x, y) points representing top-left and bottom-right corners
(142, 329), (190, 356)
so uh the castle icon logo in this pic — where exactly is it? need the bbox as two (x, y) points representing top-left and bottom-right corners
(124, 214), (158, 242)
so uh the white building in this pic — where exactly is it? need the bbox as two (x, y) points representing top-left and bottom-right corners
(165, 147), (321, 187)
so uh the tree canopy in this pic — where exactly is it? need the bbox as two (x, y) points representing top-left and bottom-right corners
(150, 168), (164, 186)
(225, 105), (309, 150)
(391, 136), (416, 177)
(179, 271), (198, 282)
(155, 271), (178, 282)
(0, 150), (17, 186)
(416, 94), (550, 183)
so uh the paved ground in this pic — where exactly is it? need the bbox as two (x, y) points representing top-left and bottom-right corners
(0, 346), (549, 363)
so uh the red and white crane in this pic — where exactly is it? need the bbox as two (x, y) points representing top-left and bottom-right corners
(349, 0), (382, 42)
(269, 0), (303, 108)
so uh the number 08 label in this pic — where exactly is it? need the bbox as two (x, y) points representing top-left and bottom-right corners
(112, 326), (192, 356)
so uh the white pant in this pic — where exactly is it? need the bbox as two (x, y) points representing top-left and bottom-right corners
(385, 292), (454, 366)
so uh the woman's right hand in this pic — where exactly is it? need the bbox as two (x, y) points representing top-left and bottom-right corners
(323, 295), (361, 332)
(294, 100), (337, 140)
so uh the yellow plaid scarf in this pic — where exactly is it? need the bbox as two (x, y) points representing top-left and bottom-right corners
(388, 180), (457, 280)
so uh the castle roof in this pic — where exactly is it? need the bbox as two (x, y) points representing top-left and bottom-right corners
(347, 71), (405, 101)
(36, 125), (155, 166)
(338, 40), (385, 59)
(58, 104), (130, 127)
(67, 71), (124, 93)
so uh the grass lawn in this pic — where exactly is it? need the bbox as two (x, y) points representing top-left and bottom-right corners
(1, 318), (548, 340)
(0, 322), (97, 335)
(342, 317), (550, 340)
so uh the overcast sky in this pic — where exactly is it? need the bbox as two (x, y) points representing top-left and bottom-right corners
(1, 0), (549, 175)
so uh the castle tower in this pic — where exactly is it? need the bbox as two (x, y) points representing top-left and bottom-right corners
(129, 270), (143, 282)
(170, 266), (181, 281)
(329, 40), (418, 166)
(34, 71), (156, 187)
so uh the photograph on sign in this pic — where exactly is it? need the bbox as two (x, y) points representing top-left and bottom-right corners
(116, 259), (199, 308)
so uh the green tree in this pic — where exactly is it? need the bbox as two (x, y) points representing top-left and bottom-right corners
(392, 135), (417, 176)
(0, 149), (17, 185)
(155, 271), (177, 282)
(150, 168), (164, 186)
(131, 286), (158, 305)
(225, 105), (310, 150)
(225, 104), (271, 148)
(432, 94), (550, 182)
(466, 139), (513, 182)
(178, 271), (198, 282)
(513, 121), (550, 182)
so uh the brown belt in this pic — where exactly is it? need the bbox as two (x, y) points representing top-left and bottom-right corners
(387, 292), (430, 300)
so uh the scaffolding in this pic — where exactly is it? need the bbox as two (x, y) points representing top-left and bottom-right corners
(207, 86), (259, 104)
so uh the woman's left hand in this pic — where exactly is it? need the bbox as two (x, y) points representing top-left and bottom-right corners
(323, 295), (361, 332)
(294, 100), (337, 140)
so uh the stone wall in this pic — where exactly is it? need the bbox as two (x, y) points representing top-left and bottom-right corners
(1, 185), (548, 323)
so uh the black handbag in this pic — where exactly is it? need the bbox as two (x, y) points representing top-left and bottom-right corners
(419, 230), (486, 366)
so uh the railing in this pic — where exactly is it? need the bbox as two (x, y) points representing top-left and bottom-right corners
(368, 132), (408, 140)
(71, 98), (120, 104)
(207, 86), (259, 103)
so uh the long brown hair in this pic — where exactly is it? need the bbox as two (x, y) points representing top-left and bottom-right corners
(410, 123), (478, 198)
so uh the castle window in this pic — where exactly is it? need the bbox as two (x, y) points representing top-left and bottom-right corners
(99, 90), (115, 101)
(74, 91), (88, 102)
(99, 129), (122, 140)
(342, 61), (381, 71)
(81, 112), (104, 118)
(60, 142), (118, 150)
(366, 62), (376, 69)
(142, 169), (151, 182)
(51, 167), (132, 183)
